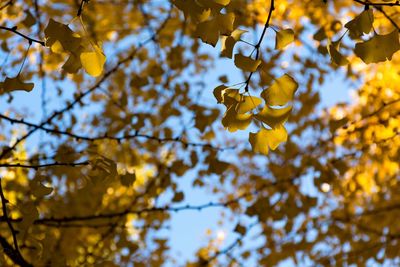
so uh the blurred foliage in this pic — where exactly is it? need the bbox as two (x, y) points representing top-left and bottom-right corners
(0, 0), (399, 266)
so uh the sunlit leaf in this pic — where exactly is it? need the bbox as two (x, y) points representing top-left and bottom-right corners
(260, 74), (298, 106)
(275, 28), (294, 49)
(254, 105), (292, 128)
(80, 44), (106, 77)
(249, 124), (288, 155)
(345, 10), (374, 38)
(354, 31), (400, 64)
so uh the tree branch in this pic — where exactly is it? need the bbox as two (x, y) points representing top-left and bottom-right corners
(0, 26), (45, 46)
(244, 0), (275, 92)
(0, 114), (235, 151)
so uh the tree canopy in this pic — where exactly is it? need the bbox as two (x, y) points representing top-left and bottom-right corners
(0, 0), (399, 266)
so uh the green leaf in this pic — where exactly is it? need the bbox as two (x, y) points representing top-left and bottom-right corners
(354, 31), (400, 64)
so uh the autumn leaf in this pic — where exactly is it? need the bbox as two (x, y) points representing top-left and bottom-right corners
(249, 124), (288, 155)
(345, 10), (374, 38)
(254, 105), (292, 128)
(234, 53), (261, 72)
(260, 74), (298, 106)
(0, 76), (34, 94)
(354, 31), (400, 64)
(80, 44), (106, 77)
(328, 41), (349, 66)
(275, 28), (294, 49)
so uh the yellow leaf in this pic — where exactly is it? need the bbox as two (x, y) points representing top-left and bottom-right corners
(222, 106), (252, 132)
(345, 10), (374, 38)
(213, 84), (228, 103)
(235, 95), (262, 114)
(234, 53), (261, 72)
(249, 125), (288, 155)
(173, 0), (210, 22)
(354, 31), (400, 64)
(195, 13), (235, 46)
(44, 19), (81, 53)
(254, 105), (292, 128)
(80, 45), (106, 77)
(275, 29), (294, 49)
(62, 53), (82, 73)
(328, 42), (348, 66)
(195, 19), (219, 46)
(260, 74), (298, 106)
(216, 13), (235, 35)
(221, 29), (247, 58)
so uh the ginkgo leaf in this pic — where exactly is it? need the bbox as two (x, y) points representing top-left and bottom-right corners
(221, 29), (247, 58)
(249, 125), (288, 155)
(234, 224), (246, 235)
(254, 105), (292, 128)
(221, 88), (240, 107)
(172, 191), (184, 202)
(216, 13), (235, 36)
(354, 31), (400, 64)
(234, 54), (261, 72)
(328, 42), (349, 66)
(120, 171), (136, 187)
(80, 45), (106, 77)
(32, 182), (53, 198)
(44, 19), (82, 53)
(173, 0), (211, 22)
(275, 29), (294, 49)
(22, 10), (36, 28)
(345, 10), (374, 38)
(195, 13), (235, 46)
(197, 0), (231, 9)
(260, 74), (298, 106)
(213, 84), (228, 103)
(195, 19), (220, 46)
(222, 106), (252, 132)
(313, 27), (327, 41)
(1, 76), (34, 94)
(235, 95), (262, 114)
(63, 53), (83, 73)
(18, 202), (39, 231)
